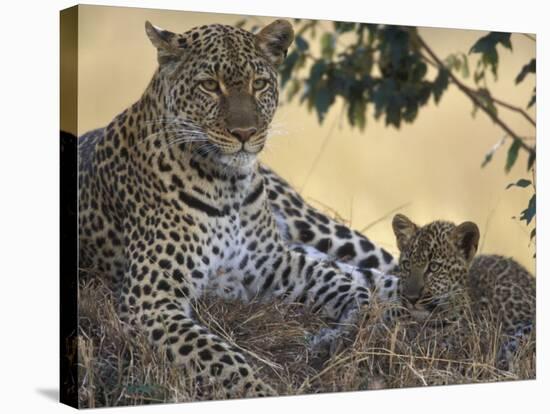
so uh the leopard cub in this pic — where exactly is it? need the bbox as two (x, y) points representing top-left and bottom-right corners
(391, 214), (535, 366)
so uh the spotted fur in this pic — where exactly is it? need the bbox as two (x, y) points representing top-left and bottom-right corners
(78, 20), (396, 398)
(392, 214), (535, 366)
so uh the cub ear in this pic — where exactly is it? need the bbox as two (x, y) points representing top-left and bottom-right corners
(392, 214), (418, 251)
(145, 21), (183, 66)
(452, 221), (480, 262)
(255, 19), (294, 66)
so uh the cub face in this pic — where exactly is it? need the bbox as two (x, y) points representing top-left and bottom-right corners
(145, 20), (294, 169)
(391, 214), (480, 320)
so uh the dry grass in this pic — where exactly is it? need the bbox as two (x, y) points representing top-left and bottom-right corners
(77, 276), (535, 408)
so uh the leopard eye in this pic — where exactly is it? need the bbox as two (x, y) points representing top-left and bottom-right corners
(252, 78), (268, 91)
(428, 262), (441, 273)
(200, 79), (220, 92)
(401, 259), (410, 272)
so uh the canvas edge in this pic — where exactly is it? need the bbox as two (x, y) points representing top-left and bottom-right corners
(60, 4), (79, 409)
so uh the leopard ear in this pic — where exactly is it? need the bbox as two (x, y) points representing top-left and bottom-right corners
(452, 221), (480, 262)
(392, 214), (418, 251)
(256, 19), (294, 66)
(145, 21), (183, 66)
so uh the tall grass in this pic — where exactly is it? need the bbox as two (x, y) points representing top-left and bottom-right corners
(77, 276), (535, 408)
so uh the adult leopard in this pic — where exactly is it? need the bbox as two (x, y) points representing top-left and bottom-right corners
(78, 20), (396, 398)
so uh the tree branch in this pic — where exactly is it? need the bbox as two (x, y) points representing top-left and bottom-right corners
(418, 49), (535, 127)
(486, 94), (536, 127)
(416, 34), (535, 157)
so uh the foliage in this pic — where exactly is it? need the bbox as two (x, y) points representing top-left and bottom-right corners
(507, 178), (536, 246)
(469, 31), (511, 82)
(239, 19), (536, 247)
(246, 19), (536, 249)
(279, 23), (444, 129)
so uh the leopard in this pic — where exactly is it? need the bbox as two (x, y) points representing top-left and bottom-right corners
(391, 213), (536, 368)
(78, 19), (398, 399)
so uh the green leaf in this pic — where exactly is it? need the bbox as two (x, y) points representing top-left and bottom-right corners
(402, 100), (419, 123)
(385, 97), (402, 128)
(348, 99), (367, 131)
(432, 68), (449, 104)
(530, 228), (536, 241)
(484, 48), (499, 77)
(321, 32), (335, 60)
(382, 27), (409, 67)
(481, 136), (506, 168)
(500, 34), (512, 50)
(469, 32), (512, 78)
(471, 103), (479, 118)
(527, 87), (536, 108)
(506, 178), (532, 189)
(527, 151), (536, 171)
(473, 62), (485, 85)
(481, 152), (493, 168)
(505, 139), (521, 173)
(520, 194), (536, 225)
(470, 32), (512, 54)
(372, 79), (395, 118)
(286, 79), (301, 102)
(444, 52), (469, 78)
(309, 60), (327, 86)
(295, 35), (309, 52)
(334, 21), (356, 34)
(476, 88), (498, 117)
(314, 85), (335, 123)
(279, 50), (300, 88)
(515, 58), (536, 84)
(460, 53), (470, 78)
(411, 61), (428, 82)
(444, 53), (460, 71)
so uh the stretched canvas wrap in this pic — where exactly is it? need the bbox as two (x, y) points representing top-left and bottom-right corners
(60, 4), (537, 409)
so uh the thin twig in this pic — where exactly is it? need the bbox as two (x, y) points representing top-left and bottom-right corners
(479, 196), (501, 253)
(298, 106), (342, 194)
(417, 35), (536, 157)
(488, 95), (536, 127)
(359, 202), (412, 233)
(420, 50), (535, 127)
(305, 196), (349, 224)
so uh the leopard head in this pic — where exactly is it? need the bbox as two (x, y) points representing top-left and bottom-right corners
(144, 20), (294, 170)
(392, 214), (480, 320)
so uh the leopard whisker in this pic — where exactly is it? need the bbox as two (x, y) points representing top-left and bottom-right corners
(164, 138), (209, 151)
(138, 129), (208, 148)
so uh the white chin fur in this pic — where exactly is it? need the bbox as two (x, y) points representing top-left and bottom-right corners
(219, 152), (257, 170)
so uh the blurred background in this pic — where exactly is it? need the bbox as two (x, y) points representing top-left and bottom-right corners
(66, 5), (536, 273)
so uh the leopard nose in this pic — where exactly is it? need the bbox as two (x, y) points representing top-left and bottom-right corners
(229, 127), (257, 143)
(403, 284), (424, 305)
(405, 293), (421, 305)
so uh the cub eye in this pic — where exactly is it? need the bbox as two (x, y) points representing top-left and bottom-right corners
(200, 79), (220, 92)
(400, 260), (410, 272)
(428, 262), (441, 273)
(252, 78), (268, 91)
